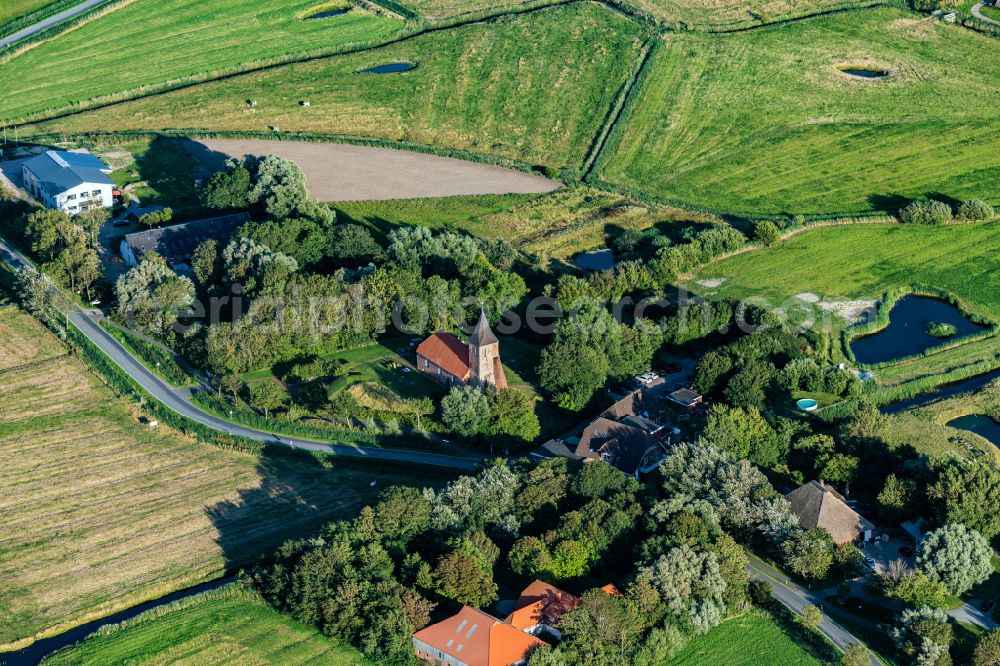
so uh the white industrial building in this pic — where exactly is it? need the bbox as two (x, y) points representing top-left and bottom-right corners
(21, 150), (115, 214)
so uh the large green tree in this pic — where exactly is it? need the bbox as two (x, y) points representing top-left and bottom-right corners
(916, 523), (993, 595)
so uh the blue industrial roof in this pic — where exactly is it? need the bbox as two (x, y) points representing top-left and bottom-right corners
(23, 150), (114, 198)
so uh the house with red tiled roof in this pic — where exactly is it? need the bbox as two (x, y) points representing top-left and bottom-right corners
(503, 580), (581, 640)
(412, 605), (547, 666)
(415, 310), (507, 392)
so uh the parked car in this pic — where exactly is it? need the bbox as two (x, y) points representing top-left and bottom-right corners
(899, 546), (914, 557)
(112, 218), (131, 227)
(863, 557), (877, 571)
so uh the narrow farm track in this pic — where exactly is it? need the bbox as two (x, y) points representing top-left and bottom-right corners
(972, 2), (1000, 25)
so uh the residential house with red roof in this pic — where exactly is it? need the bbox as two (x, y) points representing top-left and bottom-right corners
(412, 605), (546, 666)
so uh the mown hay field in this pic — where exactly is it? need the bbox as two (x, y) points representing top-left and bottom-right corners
(0, 0), (403, 123)
(395, 0), (538, 19)
(42, 585), (368, 665)
(22, 2), (648, 170)
(598, 9), (1000, 215)
(0, 307), (452, 649)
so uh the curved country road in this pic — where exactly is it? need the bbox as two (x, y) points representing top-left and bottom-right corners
(747, 554), (883, 666)
(972, 2), (1000, 25)
(0, 0), (108, 48)
(0, 235), (480, 471)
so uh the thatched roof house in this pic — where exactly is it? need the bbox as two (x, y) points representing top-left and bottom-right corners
(785, 480), (877, 545)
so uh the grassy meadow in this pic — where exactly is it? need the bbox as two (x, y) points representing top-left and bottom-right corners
(42, 585), (368, 665)
(0, 0), (403, 123)
(0, 306), (454, 649)
(886, 380), (1000, 463)
(691, 222), (1000, 322)
(21, 3), (648, 170)
(395, 0), (539, 19)
(337, 186), (716, 259)
(663, 612), (822, 665)
(597, 8), (1000, 215)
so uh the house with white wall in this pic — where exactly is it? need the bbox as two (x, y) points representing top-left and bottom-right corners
(21, 150), (114, 215)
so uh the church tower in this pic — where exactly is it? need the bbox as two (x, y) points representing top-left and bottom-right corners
(468, 310), (507, 391)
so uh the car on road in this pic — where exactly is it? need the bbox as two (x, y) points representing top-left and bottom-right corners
(863, 557), (877, 571)
(899, 546), (914, 557)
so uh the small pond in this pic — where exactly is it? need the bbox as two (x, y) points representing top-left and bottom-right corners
(575, 249), (615, 271)
(359, 62), (416, 74)
(947, 414), (1000, 447)
(850, 295), (987, 365)
(882, 369), (1000, 415)
(307, 7), (350, 18)
(840, 68), (889, 79)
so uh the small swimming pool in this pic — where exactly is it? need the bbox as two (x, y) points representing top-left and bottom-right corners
(796, 398), (819, 412)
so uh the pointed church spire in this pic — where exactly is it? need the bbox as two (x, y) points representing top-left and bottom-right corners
(470, 308), (498, 347)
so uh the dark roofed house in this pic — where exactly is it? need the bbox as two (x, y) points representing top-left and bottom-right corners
(538, 389), (671, 478)
(120, 213), (250, 269)
(665, 387), (702, 410)
(785, 480), (877, 545)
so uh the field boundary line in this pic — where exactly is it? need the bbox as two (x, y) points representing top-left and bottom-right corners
(581, 36), (657, 177)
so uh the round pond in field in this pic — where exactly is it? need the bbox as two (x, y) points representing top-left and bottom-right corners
(849, 295), (988, 365)
(360, 62), (416, 74)
(839, 67), (889, 79)
(307, 8), (350, 18)
(796, 398), (819, 411)
(575, 249), (615, 271)
(947, 414), (1000, 447)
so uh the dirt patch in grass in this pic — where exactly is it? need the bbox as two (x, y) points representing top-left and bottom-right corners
(194, 138), (561, 201)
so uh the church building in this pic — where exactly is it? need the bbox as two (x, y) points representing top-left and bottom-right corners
(415, 311), (508, 392)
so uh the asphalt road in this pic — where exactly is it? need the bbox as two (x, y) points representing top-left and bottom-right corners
(747, 554), (883, 666)
(0, 0), (108, 48)
(972, 2), (1000, 25)
(0, 234), (480, 471)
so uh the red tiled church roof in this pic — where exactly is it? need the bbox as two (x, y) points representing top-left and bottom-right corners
(416, 332), (471, 380)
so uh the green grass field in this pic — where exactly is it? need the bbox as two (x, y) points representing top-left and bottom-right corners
(395, 0), (539, 19)
(598, 8), (1000, 215)
(42, 584), (368, 665)
(663, 612), (822, 665)
(0, 0), (403, 123)
(0, 306), (454, 650)
(22, 3), (648, 170)
(692, 221), (1000, 322)
(627, 0), (874, 27)
(0, 0), (56, 29)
